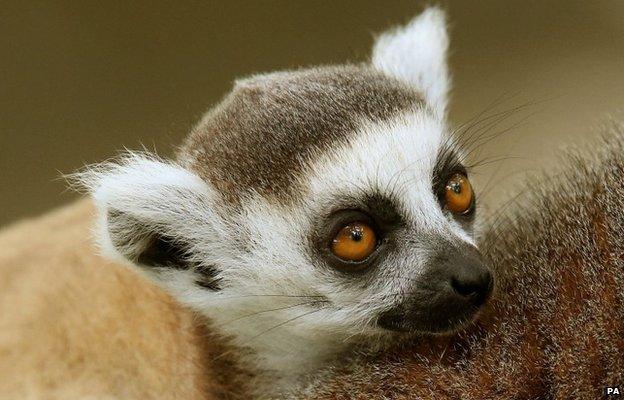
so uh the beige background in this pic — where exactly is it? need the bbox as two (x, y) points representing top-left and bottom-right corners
(2, 1), (623, 227)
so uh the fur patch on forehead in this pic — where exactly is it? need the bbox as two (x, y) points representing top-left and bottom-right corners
(179, 64), (424, 204)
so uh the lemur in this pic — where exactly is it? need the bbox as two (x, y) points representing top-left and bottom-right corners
(81, 7), (493, 397)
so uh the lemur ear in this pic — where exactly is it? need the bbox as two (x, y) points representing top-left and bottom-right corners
(78, 154), (221, 290)
(372, 7), (450, 116)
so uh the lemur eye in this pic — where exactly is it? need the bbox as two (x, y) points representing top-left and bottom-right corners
(444, 173), (474, 214)
(331, 222), (377, 262)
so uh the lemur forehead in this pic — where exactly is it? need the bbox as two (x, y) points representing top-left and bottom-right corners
(179, 64), (425, 204)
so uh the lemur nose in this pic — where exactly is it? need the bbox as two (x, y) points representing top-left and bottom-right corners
(428, 244), (493, 307)
(376, 245), (493, 334)
(450, 263), (492, 306)
(441, 245), (493, 307)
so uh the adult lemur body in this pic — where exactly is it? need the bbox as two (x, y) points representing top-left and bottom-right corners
(82, 7), (492, 397)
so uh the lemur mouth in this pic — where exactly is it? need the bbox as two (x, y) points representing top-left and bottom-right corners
(377, 304), (484, 334)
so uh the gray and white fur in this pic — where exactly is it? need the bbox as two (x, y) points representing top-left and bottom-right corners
(80, 7), (493, 397)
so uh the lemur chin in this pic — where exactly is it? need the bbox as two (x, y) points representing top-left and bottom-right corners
(79, 7), (493, 397)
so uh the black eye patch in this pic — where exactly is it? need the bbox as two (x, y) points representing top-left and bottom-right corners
(312, 190), (406, 274)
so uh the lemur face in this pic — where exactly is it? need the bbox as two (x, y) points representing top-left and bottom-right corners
(84, 7), (491, 365)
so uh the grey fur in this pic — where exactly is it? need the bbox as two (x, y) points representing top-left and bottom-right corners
(179, 65), (425, 204)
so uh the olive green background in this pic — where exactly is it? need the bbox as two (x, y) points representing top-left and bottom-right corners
(2, 1), (624, 226)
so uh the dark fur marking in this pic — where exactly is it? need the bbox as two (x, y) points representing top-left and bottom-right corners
(138, 235), (223, 291)
(107, 209), (195, 270)
(195, 265), (222, 291)
(180, 65), (424, 204)
(137, 235), (192, 271)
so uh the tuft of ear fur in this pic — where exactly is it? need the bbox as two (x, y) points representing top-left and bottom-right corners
(74, 153), (218, 282)
(372, 7), (450, 116)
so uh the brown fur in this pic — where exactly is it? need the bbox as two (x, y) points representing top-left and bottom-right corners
(0, 201), (250, 399)
(296, 128), (624, 399)
(179, 65), (424, 204)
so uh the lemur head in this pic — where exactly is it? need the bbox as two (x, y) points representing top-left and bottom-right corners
(83, 7), (491, 371)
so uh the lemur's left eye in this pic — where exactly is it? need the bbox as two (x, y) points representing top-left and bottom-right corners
(444, 173), (474, 214)
(331, 222), (377, 262)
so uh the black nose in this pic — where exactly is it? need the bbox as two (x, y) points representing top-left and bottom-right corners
(450, 261), (492, 306)
(377, 245), (493, 333)
(442, 246), (493, 307)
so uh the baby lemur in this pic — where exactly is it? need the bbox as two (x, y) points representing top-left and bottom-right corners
(82, 7), (493, 397)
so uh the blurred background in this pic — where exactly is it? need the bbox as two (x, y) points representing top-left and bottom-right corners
(1, 0), (623, 227)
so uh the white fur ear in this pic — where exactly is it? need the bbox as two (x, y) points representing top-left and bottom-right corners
(372, 7), (450, 116)
(76, 153), (215, 268)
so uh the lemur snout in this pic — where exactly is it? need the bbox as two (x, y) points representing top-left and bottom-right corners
(449, 254), (492, 307)
(378, 246), (493, 334)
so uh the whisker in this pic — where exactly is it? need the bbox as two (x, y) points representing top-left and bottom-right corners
(213, 300), (328, 329)
(243, 308), (326, 347)
(212, 307), (326, 362)
(213, 294), (327, 301)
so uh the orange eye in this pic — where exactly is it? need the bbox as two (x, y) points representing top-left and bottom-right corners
(444, 173), (474, 214)
(331, 222), (377, 262)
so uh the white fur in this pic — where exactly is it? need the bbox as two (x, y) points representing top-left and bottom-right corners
(372, 7), (450, 116)
(79, 154), (225, 275)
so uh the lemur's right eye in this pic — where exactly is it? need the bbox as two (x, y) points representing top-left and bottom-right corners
(331, 222), (377, 262)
